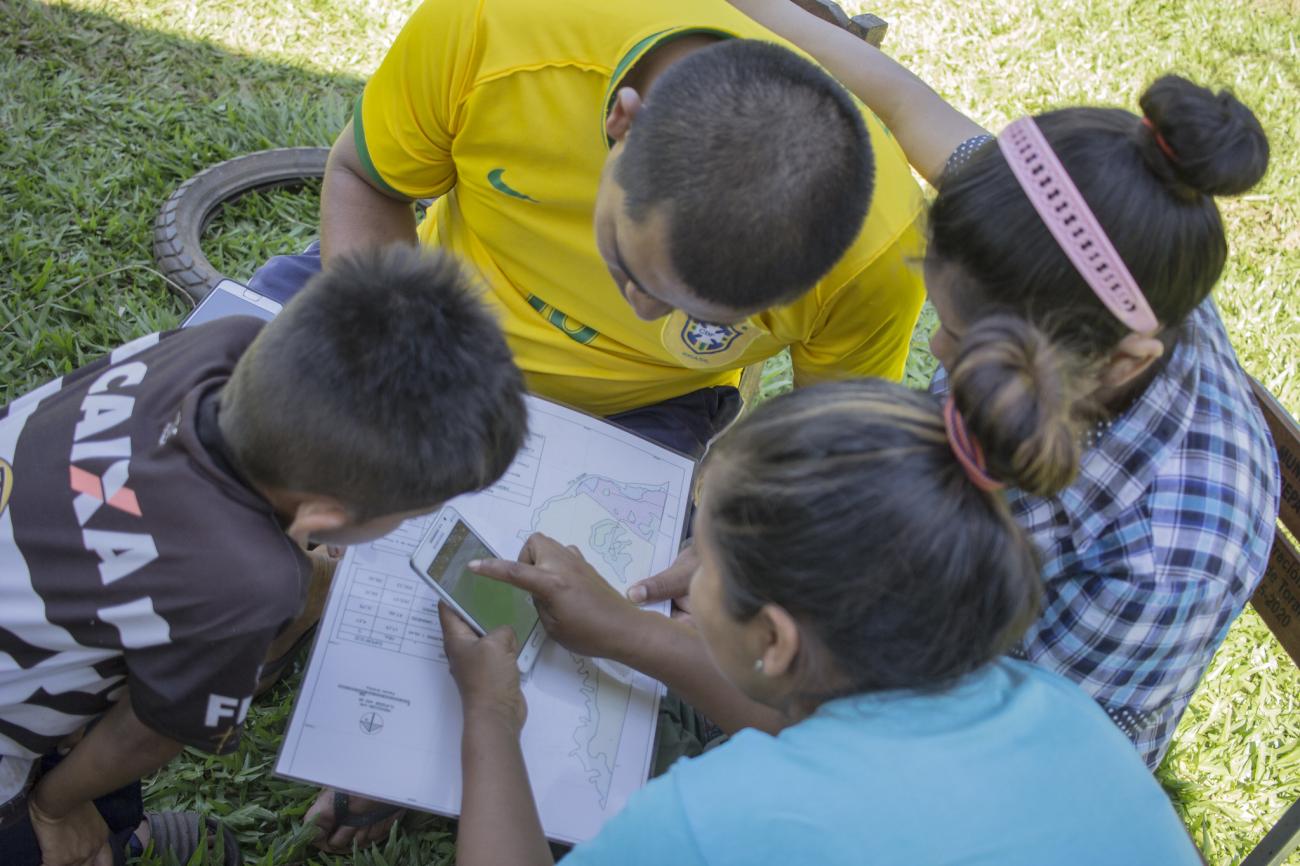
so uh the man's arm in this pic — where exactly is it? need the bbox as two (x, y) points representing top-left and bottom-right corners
(319, 120), (419, 265)
(320, 0), (480, 263)
(728, 0), (986, 185)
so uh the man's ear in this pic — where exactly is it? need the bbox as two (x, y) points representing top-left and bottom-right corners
(1098, 332), (1165, 389)
(755, 603), (801, 679)
(283, 496), (351, 546)
(605, 87), (644, 144)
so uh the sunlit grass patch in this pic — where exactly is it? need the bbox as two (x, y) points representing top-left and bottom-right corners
(2, 0), (1296, 862)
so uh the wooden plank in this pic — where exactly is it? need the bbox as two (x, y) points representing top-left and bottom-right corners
(1251, 378), (1300, 536)
(1251, 530), (1300, 668)
(1241, 386), (1300, 866)
(787, 0), (889, 46)
(851, 13), (889, 47)
(1241, 795), (1300, 866)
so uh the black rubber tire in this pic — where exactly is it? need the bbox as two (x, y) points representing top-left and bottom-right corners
(153, 147), (330, 303)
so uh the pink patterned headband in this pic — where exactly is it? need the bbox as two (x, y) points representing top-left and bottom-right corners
(998, 117), (1160, 335)
(943, 397), (1005, 493)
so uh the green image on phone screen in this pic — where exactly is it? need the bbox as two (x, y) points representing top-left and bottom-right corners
(428, 521), (538, 644)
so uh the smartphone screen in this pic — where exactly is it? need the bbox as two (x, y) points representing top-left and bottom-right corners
(183, 282), (281, 328)
(426, 520), (539, 645)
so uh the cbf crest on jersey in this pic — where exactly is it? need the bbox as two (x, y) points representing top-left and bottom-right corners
(683, 319), (743, 355)
(661, 311), (762, 369)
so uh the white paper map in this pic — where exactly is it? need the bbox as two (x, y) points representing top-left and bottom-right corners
(276, 395), (696, 843)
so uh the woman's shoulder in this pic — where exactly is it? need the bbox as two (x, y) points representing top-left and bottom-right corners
(623, 665), (1199, 866)
(567, 664), (1200, 866)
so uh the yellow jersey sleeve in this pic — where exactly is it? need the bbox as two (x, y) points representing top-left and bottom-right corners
(354, 0), (484, 199)
(790, 216), (927, 385)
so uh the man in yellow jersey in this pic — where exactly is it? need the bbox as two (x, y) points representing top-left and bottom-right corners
(246, 0), (926, 847)
(250, 0), (925, 439)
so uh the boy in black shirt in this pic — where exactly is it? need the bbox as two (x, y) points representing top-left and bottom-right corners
(0, 246), (527, 865)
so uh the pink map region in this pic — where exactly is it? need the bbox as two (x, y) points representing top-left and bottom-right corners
(576, 477), (667, 543)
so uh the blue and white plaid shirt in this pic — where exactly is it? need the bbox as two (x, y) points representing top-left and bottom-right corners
(934, 300), (1279, 767)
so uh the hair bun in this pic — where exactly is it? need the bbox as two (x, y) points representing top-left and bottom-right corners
(947, 315), (1082, 497)
(1138, 74), (1269, 197)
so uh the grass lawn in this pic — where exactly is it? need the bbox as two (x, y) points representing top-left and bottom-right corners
(1, 0), (1296, 862)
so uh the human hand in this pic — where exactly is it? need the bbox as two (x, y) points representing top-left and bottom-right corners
(470, 533), (646, 661)
(439, 603), (527, 733)
(627, 543), (697, 607)
(28, 797), (113, 866)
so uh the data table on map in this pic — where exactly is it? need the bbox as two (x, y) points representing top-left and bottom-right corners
(333, 566), (444, 661)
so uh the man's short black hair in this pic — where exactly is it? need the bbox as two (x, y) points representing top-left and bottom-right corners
(616, 39), (874, 310)
(222, 245), (527, 519)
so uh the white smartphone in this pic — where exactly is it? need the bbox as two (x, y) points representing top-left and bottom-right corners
(409, 508), (546, 673)
(182, 279), (282, 328)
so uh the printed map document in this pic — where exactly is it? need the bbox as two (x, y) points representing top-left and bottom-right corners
(276, 395), (696, 843)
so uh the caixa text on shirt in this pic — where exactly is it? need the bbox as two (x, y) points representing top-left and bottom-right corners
(68, 357), (254, 735)
(67, 360), (159, 584)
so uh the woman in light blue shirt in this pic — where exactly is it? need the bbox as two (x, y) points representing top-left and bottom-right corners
(442, 317), (1204, 865)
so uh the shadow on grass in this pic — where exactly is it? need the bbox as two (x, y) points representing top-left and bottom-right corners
(0, 0), (355, 403)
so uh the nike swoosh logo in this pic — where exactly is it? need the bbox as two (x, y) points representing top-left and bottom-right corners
(487, 168), (538, 202)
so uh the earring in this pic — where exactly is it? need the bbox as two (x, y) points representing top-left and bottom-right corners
(753, 658), (764, 672)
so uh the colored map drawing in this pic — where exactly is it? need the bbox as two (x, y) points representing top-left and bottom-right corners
(570, 652), (634, 808)
(575, 476), (667, 543)
(588, 519), (634, 579)
(527, 475), (670, 805)
(528, 475), (668, 588)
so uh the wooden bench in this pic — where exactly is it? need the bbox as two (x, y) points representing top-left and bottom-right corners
(1241, 379), (1300, 866)
(787, 0), (888, 46)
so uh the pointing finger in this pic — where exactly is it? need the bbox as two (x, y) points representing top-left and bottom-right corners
(468, 557), (557, 596)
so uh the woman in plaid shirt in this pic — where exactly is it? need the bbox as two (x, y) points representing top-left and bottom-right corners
(715, 1), (1280, 769)
(921, 77), (1277, 768)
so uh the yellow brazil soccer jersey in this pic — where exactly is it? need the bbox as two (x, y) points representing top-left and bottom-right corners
(355, 0), (926, 415)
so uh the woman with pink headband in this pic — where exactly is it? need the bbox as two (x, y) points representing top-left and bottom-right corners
(726, 0), (1278, 770)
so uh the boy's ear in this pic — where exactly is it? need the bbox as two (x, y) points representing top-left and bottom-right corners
(756, 603), (801, 679)
(284, 496), (351, 546)
(605, 87), (644, 143)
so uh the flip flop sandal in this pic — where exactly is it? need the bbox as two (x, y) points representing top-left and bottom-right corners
(115, 810), (241, 866)
(333, 791), (404, 828)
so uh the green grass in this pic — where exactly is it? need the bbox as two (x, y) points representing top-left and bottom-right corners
(1, 0), (1296, 862)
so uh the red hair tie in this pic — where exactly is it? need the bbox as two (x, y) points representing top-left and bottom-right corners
(943, 397), (1006, 493)
(1141, 116), (1180, 164)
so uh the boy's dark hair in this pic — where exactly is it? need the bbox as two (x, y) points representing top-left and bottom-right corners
(615, 39), (874, 310)
(700, 329), (1084, 704)
(929, 74), (1269, 358)
(221, 245), (527, 519)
